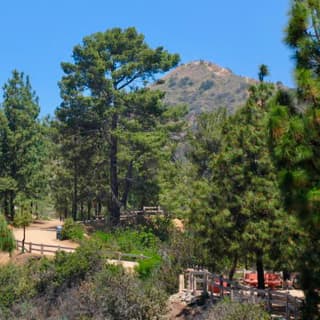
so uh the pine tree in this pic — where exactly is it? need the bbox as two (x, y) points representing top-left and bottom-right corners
(0, 215), (15, 255)
(1, 70), (45, 219)
(57, 27), (180, 225)
(270, 2), (320, 318)
(189, 79), (287, 288)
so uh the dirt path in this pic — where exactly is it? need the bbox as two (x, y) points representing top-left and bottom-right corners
(0, 219), (79, 265)
(13, 219), (79, 250)
(1, 219), (140, 272)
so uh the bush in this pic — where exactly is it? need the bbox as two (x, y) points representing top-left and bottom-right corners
(136, 254), (162, 279)
(61, 218), (84, 241)
(56, 265), (168, 320)
(199, 80), (214, 91)
(0, 215), (15, 254)
(206, 299), (270, 320)
(0, 263), (34, 309)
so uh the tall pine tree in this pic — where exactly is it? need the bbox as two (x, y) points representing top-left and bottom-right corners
(57, 27), (180, 225)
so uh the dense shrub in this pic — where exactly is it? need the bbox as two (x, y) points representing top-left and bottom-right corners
(55, 266), (167, 320)
(206, 299), (270, 320)
(199, 80), (214, 91)
(0, 215), (15, 254)
(94, 228), (162, 279)
(61, 218), (84, 241)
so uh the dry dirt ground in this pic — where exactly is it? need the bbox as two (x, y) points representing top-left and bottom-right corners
(0, 219), (79, 265)
(0, 219), (139, 271)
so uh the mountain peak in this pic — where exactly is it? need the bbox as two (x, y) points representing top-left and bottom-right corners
(154, 60), (255, 115)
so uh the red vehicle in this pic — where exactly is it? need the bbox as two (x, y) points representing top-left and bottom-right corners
(244, 272), (258, 287)
(208, 278), (228, 294)
(244, 272), (282, 289)
(264, 272), (282, 289)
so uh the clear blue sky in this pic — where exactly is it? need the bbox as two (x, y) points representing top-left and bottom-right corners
(1, 0), (292, 116)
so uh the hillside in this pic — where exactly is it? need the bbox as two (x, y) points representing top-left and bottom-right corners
(153, 60), (257, 117)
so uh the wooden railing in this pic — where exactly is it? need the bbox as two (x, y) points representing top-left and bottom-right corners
(16, 240), (75, 255)
(181, 269), (303, 320)
(15, 240), (149, 260)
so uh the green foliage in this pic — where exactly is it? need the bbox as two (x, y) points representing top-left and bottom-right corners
(56, 27), (181, 224)
(0, 263), (35, 309)
(0, 215), (15, 254)
(188, 80), (291, 289)
(94, 228), (161, 278)
(269, 3), (320, 317)
(135, 254), (161, 279)
(54, 265), (168, 320)
(61, 218), (84, 241)
(13, 208), (32, 229)
(285, 0), (320, 102)
(0, 71), (48, 219)
(0, 238), (167, 319)
(206, 299), (270, 320)
(258, 64), (269, 82)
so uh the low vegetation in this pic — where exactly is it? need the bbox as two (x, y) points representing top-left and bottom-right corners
(207, 299), (270, 320)
(61, 218), (85, 241)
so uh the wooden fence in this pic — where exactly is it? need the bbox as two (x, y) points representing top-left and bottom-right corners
(181, 269), (303, 320)
(15, 240), (149, 261)
(16, 240), (75, 255)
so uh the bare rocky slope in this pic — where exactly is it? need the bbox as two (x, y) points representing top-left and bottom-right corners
(153, 60), (257, 118)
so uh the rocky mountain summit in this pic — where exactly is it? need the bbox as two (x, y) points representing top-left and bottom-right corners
(153, 60), (257, 117)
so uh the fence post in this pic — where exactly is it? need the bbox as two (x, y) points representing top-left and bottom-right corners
(193, 273), (197, 295)
(41, 244), (44, 255)
(179, 274), (185, 293)
(267, 290), (272, 313)
(203, 272), (208, 294)
(294, 297), (298, 320)
(29, 242), (32, 253)
(285, 292), (289, 319)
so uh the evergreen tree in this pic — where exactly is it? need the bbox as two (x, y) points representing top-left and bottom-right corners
(1, 71), (45, 219)
(189, 80), (287, 288)
(13, 204), (32, 253)
(0, 215), (15, 255)
(57, 27), (180, 225)
(270, 2), (320, 317)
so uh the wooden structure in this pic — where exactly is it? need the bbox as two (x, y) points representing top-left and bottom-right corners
(16, 240), (149, 261)
(120, 206), (164, 221)
(16, 240), (75, 255)
(181, 268), (303, 320)
(77, 206), (164, 224)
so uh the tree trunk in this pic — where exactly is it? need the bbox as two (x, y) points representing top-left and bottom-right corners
(256, 250), (265, 289)
(109, 112), (120, 225)
(121, 160), (133, 209)
(9, 191), (15, 220)
(228, 253), (238, 281)
(4, 191), (9, 218)
(80, 201), (84, 220)
(87, 201), (92, 221)
(22, 225), (26, 253)
(98, 200), (102, 216)
(72, 159), (78, 221)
